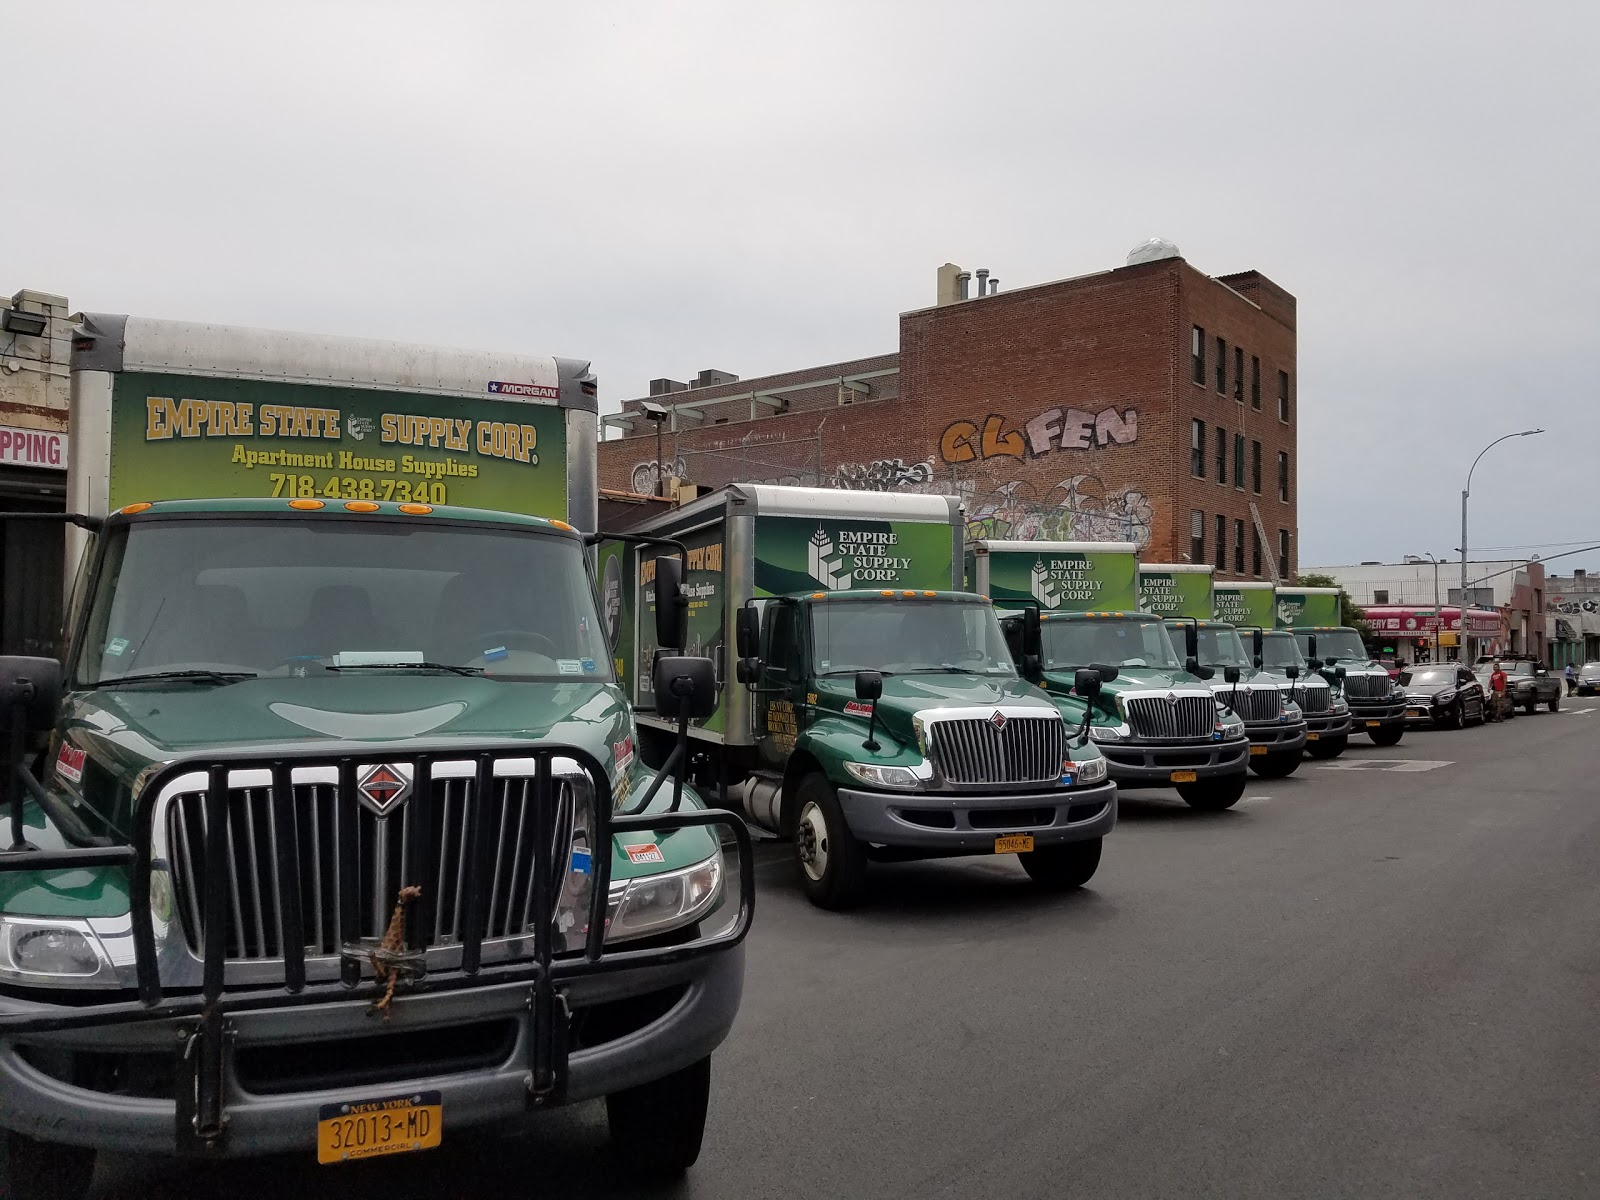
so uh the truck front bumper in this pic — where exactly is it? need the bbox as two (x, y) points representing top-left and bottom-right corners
(1097, 738), (1249, 785)
(1349, 700), (1406, 728)
(1245, 720), (1307, 755)
(837, 779), (1116, 852)
(0, 944), (744, 1157)
(1303, 711), (1353, 740)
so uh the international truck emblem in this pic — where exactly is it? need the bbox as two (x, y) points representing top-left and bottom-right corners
(356, 764), (411, 815)
(1166, 692), (1179, 706)
(989, 710), (1007, 730)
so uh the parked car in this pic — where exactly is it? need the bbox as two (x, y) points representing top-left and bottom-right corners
(1503, 657), (1561, 713)
(1578, 661), (1600, 696)
(1398, 663), (1488, 728)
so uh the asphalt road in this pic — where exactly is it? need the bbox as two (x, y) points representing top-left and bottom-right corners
(81, 703), (1600, 1198)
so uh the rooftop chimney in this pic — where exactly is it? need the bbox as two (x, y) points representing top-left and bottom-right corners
(975, 268), (989, 296)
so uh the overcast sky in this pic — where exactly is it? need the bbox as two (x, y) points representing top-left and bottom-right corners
(7, 2), (1597, 574)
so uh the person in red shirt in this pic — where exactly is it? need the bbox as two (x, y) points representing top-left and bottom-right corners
(1488, 661), (1508, 721)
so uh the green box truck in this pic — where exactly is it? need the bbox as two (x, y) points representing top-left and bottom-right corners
(1141, 567), (1308, 778)
(0, 314), (752, 1196)
(970, 541), (1249, 812)
(1215, 583), (1352, 760)
(614, 486), (1116, 910)
(1276, 586), (1406, 746)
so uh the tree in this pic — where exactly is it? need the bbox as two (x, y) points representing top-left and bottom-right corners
(1296, 573), (1375, 643)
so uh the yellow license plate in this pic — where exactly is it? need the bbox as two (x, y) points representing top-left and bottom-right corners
(1365, 721), (1381, 728)
(317, 1091), (441, 1165)
(995, 834), (1034, 854)
(1170, 770), (1197, 783)
(1249, 745), (1268, 756)
(1306, 732), (1320, 741)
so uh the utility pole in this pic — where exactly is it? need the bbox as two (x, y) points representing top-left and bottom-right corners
(1461, 429), (1544, 663)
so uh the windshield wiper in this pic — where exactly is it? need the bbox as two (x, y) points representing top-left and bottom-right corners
(97, 669), (258, 688)
(818, 668), (897, 677)
(325, 661), (485, 676)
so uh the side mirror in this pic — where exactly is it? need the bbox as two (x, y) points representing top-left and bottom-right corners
(735, 657), (760, 685)
(1307, 657), (1324, 670)
(1251, 629), (1264, 658)
(652, 655), (717, 720)
(1091, 663), (1120, 682)
(1252, 654), (1264, 669)
(1073, 668), (1102, 700)
(1185, 655), (1201, 676)
(1286, 665), (1300, 680)
(1021, 607), (1042, 658)
(735, 606), (760, 659)
(1224, 665), (1242, 685)
(1021, 654), (1042, 679)
(854, 670), (883, 702)
(1184, 622), (1199, 660)
(1324, 655), (1339, 667)
(1193, 664), (1216, 681)
(1335, 666), (1347, 680)
(0, 657), (62, 734)
(653, 556), (689, 651)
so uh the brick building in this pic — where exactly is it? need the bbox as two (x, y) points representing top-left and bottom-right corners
(598, 241), (1298, 579)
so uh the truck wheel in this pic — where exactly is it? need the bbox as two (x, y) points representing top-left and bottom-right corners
(1019, 838), (1101, 890)
(1524, 696), (1537, 714)
(605, 1055), (711, 1180)
(3, 1132), (95, 1200)
(1548, 693), (1560, 712)
(793, 774), (869, 910)
(1176, 773), (1246, 811)
(1249, 749), (1302, 778)
(1367, 724), (1404, 746)
(1306, 734), (1347, 759)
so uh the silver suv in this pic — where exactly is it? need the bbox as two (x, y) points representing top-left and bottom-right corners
(1578, 661), (1600, 696)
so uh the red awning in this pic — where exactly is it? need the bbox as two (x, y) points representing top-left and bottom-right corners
(1360, 605), (1502, 637)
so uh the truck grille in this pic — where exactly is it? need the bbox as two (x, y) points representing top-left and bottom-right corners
(1224, 688), (1283, 723)
(164, 765), (589, 962)
(1296, 687), (1331, 714)
(1125, 695), (1215, 740)
(1343, 674), (1387, 700)
(929, 716), (1064, 785)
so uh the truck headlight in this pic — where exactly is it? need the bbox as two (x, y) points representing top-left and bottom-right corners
(842, 761), (923, 789)
(1088, 724), (1126, 744)
(606, 850), (724, 944)
(1069, 756), (1108, 785)
(0, 917), (119, 988)
(1221, 720), (1246, 740)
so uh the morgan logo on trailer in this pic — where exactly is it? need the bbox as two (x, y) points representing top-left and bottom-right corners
(487, 380), (560, 401)
(356, 764), (411, 815)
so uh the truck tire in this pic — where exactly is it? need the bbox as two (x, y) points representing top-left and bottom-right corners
(1367, 724), (1404, 746)
(3, 1132), (95, 1200)
(1524, 695), (1537, 714)
(605, 1055), (711, 1180)
(1548, 693), (1560, 712)
(1019, 838), (1101, 890)
(1249, 749), (1303, 778)
(1306, 734), (1347, 759)
(1177, 773), (1246, 811)
(792, 774), (869, 910)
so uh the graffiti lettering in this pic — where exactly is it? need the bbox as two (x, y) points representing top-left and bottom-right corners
(963, 476), (1153, 551)
(630, 457), (688, 494)
(941, 406), (1138, 464)
(832, 457), (934, 491)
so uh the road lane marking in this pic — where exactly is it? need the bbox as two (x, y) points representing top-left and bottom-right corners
(1552, 708), (1595, 715)
(1316, 759), (1454, 773)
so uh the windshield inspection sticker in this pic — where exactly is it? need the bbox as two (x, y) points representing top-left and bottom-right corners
(581, 658), (597, 674)
(55, 743), (86, 785)
(570, 847), (592, 875)
(624, 842), (665, 865)
(483, 646), (509, 662)
(106, 636), (130, 657)
(558, 659), (582, 675)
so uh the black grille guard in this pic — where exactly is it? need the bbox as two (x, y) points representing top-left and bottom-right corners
(0, 742), (753, 1152)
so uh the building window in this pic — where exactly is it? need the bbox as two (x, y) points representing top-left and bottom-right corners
(1251, 440), (1262, 494)
(1233, 346), (1243, 402)
(1216, 426), (1227, 484)
(1278, 370), (1291, 422)
(1191, 510), (1205, 564)
(1278, 529), (1290, 577)
(1191, 420), (1206, 477)
(1252, 528), (1263, 577)
(1233, 434), (1245, 489)
(1215, 336), (1227, 393)
(1233, 519), (1245, 573)
(1374, 589), (1390, 604)
(1251, 356), (1261, 409)
(1277, 451), (1290, 502)
(1192, 327), (1205, 385)
(1215, 514), (1227, 571)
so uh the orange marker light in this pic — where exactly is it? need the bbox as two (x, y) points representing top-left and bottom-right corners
(923, 590), (936, 597)
(902, 590), (915, 597)
(550, 519), (574, 532)
(811, 592), (826, 600)
(119, 502), (153, 515)
(287, 499), (324, 511)
(398, 503), (433, 515)
(343, 501), (381, 513)
(880, 589), (894, 597)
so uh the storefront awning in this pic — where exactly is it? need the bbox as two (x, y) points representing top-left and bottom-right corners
(1360, 605), (1502, 638)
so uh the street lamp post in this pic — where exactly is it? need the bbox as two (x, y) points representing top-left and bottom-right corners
(1410, 552), (1444, 660)
(1461, 429), (1544, 662)
(640, 402), (671, 498)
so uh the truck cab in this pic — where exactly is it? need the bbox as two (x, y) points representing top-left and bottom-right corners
(1254, 627), (1352, 758)
(1276, 587), (1405, 747)
(1163, 619), (1308, 778)
(735, 589), (1115, 909)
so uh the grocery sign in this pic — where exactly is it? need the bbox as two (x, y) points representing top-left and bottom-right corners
(0, 424), (67, 471)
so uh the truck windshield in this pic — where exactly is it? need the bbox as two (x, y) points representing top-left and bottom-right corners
(1041, 616), (1181, 671)
(1169, 624), (1252, 669)
(1260, 632), (1306, 672)
(810, 600), (1015, 676)
(77, 517), (612, 685)
(1292, 629), (1369, 664)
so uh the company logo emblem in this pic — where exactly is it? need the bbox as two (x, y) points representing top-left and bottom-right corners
(1029, 559), (1062, 610)
(989, 710), (1007, 730)
(1166, 692), (1180, 707)
(807, 527), (853, 590)
(346, 415), (375, 441)
(356, 764), (411, 815)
